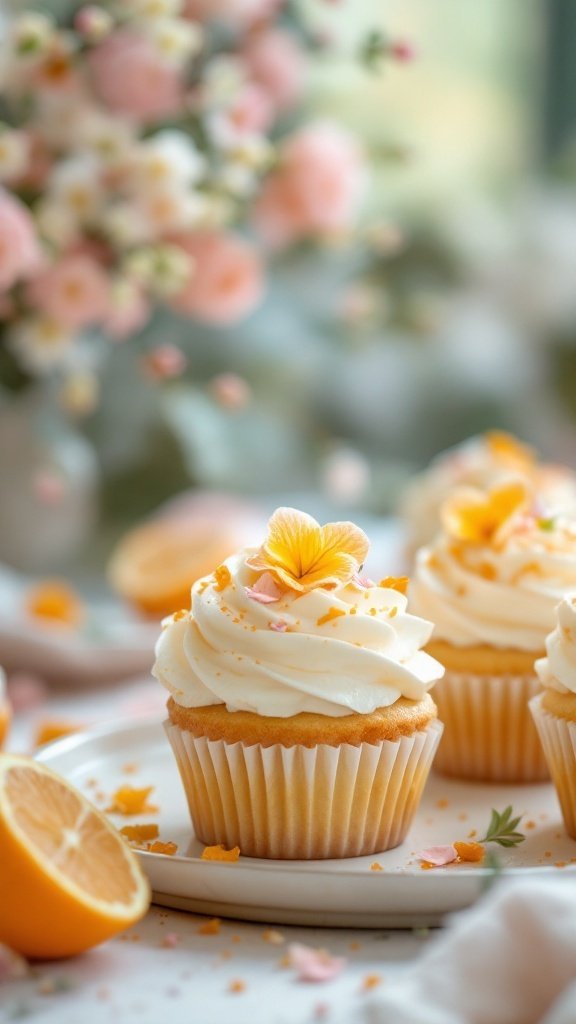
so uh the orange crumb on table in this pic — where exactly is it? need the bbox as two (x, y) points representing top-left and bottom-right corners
(278, 953), (292, 968)
(467, 829), (477, 838)
(201, 844), (240, 862)
(544, 851), (552, 858)
(25, 580), (84, 627)
(458, 813), (468, 821)
(348, 941), (361, 951)
(120, 824), (159, 842)
(370, 862), (383, 871)
(436, 799), (449, 809)
(454, 841), (485, 863)
(555, 861), (567, 868)
(262, 929), (284, 945)
(231, 935), (241, 943)
(106, 786), (157, 815)
(228, 980), (246, 994)
(147, 841), (177, 856)
(198, 918), (221, 935)
(35, 720), (81, 748)
(122, 763), (139, 775)
(220, 950), (233, 960)
(362, 974), (383, 991)
(85, 778), (98, 789)
(420, 862), (435, 871)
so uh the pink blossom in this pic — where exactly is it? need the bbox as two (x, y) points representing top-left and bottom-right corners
(254, 123), (364, 248)
(420, 845), (458, 867)
(288, 943), (346, 983)
(26, 255), (110, 331)
(242, 29), (305, 114)
(351, 574), (376, 590)
(210, 373), (252, 411)
(89, 30), (183, 121)
(182, 0), (282, 26)
(171, 231), (264, 325)
(391, 40), (415, 62)
(143, 344), (187, 379)
(216, 85), (273, 143)
(245, 572), (282, 604)
(269, 619), (288, 632)
(0, 190), (42, 293)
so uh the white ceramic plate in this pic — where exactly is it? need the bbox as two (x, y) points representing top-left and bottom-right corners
(37, 718), (576, 928)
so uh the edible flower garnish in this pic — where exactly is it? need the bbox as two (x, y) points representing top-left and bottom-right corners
(248, 507), (369, 594)
(245, 572), (283, 604)
(442, 482), (529, 546)
(201, 844), (241, 862)
(288, 943), (346, 982)
(419, 805), (525, 869)
(486, 431), (535, 471)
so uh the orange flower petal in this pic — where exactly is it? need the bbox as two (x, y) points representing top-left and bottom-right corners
(486, 431), (535, 470)
(442, 482), (529, 545)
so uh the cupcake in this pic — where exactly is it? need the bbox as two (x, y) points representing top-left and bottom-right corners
(399, 431), (576, 559)
(410, 481), (576, 782)
(531, 600), (576, 838)
(153, 507), (444, 860)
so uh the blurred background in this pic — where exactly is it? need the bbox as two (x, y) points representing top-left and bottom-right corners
(1, 0), (576, 579)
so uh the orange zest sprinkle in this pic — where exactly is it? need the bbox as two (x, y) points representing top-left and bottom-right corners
(379, 576), (409, 595)
(198, 917), (221, 935)
(228, 979), (246, 994)
(106, 786), (158, 816)
(213, 565), (232, 591)
(147, 840), (177, 856)
(201, 844), (241, 862)
(262, 929), (285, 945)
(25, 580), (84, 627)
(454, 841), (485, 863)
(362, 974), (383, 991)
(370, 862), (383, 871)
(120, 824), (160, 843)
(34, 720), (81, 748)
(388, 607), (398, 618)
(316, 607), (346, 627)
(172, 609), (188, 621)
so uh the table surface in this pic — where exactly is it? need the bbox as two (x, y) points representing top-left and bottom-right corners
(3, 674), (431, 1024)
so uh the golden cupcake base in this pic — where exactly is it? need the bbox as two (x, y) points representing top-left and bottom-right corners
(164, 699), (443, 859)
(530, 693), (576, 839)
(432, 672), (548, 783)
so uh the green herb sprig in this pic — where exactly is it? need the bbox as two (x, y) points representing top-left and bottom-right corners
(478, 806), (526, 848)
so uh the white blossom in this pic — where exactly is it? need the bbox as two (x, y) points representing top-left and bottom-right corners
(0, 129), (29, 183)
(8, 317), (74, 373)
(145, 18), (203, 64)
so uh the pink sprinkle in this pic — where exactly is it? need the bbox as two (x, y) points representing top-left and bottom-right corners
(269, 620), (288, 632)
(288, 943), (346, 983)
(420, 845), (457, 867)
(245, 572), (283, 604)
(161, 932), (180, 949)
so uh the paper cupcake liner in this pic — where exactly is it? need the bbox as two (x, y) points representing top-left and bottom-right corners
(164, 719), (443, 860)
(432, 671), (548, 783)
(530, 694), (576, 839)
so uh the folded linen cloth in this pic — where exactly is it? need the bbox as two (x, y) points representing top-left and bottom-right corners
(337, 876), (576, 1024)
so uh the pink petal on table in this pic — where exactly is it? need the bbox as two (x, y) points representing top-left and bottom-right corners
(420, 845), (458, 867)
(269, 619), (288, 632)
(288, 943), (346, 982)
(245, 572), (283, 604)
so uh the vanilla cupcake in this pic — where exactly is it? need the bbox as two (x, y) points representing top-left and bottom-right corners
(400, 431), (576, 559)
(531, 600), (576, 837)
(154, 507), (444, 860)
(410, 482), (576, 782)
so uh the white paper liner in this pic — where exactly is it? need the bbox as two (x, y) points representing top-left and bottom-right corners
(164, 719), (443, 860)
(432, 671), (548, 783)
(530, 694), (576, 838)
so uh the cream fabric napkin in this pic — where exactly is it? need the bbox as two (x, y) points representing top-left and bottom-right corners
(340, 876), (576, 1024)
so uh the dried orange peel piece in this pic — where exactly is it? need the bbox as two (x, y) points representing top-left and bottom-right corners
(120, 824), (160, 843)
(25, 581), (84, 628)
(0, 754), (150, 959)
(106, 786), (158, 816)
(35, 720), (81, 749)
(147, 840), (177, 856)
(454, 841), (485, 863)
(201, 844), (240, 862)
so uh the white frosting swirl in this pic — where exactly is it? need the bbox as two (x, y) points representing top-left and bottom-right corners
(411, 519), (576, 651)
(400, 435), (576, 551)
(153, 550), (444, 718)
(536, 598), (576, 693)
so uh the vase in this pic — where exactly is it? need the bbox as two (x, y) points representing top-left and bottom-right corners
(0, 388), (99, 572)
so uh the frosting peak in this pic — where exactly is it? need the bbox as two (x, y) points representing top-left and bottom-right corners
(536, 598), (576, 694)
(153, 510), (444, 718)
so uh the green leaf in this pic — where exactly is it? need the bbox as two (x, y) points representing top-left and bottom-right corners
(478, 806), (526, 847)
